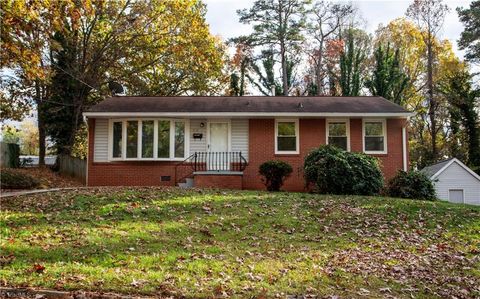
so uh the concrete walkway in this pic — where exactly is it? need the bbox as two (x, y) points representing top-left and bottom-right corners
(0, 187), (88, 198)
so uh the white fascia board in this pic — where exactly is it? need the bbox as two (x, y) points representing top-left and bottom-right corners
(431, 158), (480, 181)
(83, 112), (414, 118)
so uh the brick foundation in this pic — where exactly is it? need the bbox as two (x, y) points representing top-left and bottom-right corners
(194, 173), (243, 189)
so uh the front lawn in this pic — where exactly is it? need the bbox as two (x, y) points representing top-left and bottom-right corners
(1, 188), (479, 298)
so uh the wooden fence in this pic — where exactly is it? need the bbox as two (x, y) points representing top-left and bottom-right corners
(57, 154), (87, 183)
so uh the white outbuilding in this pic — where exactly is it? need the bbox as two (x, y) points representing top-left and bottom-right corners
(421, 158), (480, 205)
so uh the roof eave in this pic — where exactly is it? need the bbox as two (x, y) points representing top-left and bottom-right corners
(83, 111), (414, 118)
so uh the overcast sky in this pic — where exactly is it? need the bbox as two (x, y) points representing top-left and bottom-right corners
(203, 0), (472, 58)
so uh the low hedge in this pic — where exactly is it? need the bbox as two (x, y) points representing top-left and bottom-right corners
(1, 169), (40, 189)
(259, 160), (293, 191)
(387, 170), (436, 200)
(304, 145), (383, 195)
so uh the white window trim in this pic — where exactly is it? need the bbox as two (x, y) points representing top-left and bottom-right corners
(107, 118), (189, 161)
(275, 118), (299, 155)
(326, 118), (350, 151)
(362, 118), (387, 154)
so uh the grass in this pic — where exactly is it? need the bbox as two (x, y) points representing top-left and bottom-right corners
(1, 187), (479, 298)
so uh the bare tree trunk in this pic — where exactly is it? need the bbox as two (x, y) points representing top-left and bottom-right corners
(281, 42), (288, 96)
(316, 38), (324, 96)
(427, 38), (437, 162)
(35, 80), (46, 167)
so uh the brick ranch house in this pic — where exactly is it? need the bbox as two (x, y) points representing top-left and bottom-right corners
(83, 96), (412, 191)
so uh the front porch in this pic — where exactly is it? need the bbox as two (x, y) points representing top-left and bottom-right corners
(175, 151), (248, 189)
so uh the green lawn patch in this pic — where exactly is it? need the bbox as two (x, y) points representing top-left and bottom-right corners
(1, 187), (479, 298)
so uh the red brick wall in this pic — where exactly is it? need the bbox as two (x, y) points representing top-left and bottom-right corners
(87, 117), (409, 190)
(243, 118), (408, 191)
(194, 174), (243, 189)
(87, 118), (178, 186)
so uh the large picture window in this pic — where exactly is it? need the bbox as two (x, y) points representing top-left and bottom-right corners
(112, 121), (123, 158)
(363, 119), (387, 154)
(326, 119), (349, 151)
(110, 119), (188, 160)
(157, 120), (170, 158)
(275, 119), (299, 154)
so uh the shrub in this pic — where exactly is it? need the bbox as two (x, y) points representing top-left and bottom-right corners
(259, 160), (293, 191)
(0, 169), (40, 189)
(304, 145), (383, 195)
(387, 170), (436, 200)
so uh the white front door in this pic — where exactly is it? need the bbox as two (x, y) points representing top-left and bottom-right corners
(449, 189), (464, 203)
(208, 122), (229, 170)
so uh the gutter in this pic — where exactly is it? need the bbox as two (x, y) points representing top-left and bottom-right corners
(83, 112), (414, 118)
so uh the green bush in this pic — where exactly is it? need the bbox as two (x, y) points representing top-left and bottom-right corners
(1, 169), (40, 189)
(387, 170), (436, 200)
(259, 160), (293, 191)
(304, 145), (383, 195)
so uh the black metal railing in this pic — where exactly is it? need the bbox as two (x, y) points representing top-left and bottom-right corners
(174, 151), (248, 185)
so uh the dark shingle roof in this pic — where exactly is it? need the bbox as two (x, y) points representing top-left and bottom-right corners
(86, 96), (410, 114)
(420, 158), (454, 178)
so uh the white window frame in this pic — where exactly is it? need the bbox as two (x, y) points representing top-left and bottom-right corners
(108, 118), (189, 161)
(326, 118), (350, 151)
(275, 118), (299, 155)
(362, 118), (387, 154)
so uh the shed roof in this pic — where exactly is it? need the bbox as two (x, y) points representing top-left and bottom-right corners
(421, 158), (480, 181)
(84, 96), (411, 117)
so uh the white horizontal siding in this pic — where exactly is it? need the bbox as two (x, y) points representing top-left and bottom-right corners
(94, 119), (108, 162)
(231, 119), (249, 161)
(189, 119), (207, 155)
(434, 162), (480, 205)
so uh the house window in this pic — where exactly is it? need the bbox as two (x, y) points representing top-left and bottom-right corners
(110, 119), (188, 160)
(126, 121), (138, 158)
(157, 120), (170, 158)
(174, 121), (185, 158)
(275, 119), (299, 154)
(142, 121), (154, 158)
(112, 121), (123, 158)
(363, 119), (387, 154)
(327, 119), (349, 151)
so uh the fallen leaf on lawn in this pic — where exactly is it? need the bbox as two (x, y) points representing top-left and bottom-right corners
(33, 263), (45, 273)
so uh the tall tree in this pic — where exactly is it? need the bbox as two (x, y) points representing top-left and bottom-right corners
(233, 0), (309, 95)
(306, 1), (354, 95)
(407, 0), (450, 162)
(375, 18), (464, 168)
(246, 49), (296, 96)
(228, 44), (252, 96)
(457, 1), (480, 65)
(2, 0), (226, 157)
(338, 29), (369, 96)
(365, 44), (410, 105)
(1, 0), (74, 165)
(440, 67), (480, 172)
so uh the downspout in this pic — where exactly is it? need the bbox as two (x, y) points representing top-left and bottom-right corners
(85, 116), (89, 187)
(402, 125), (407, 171)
